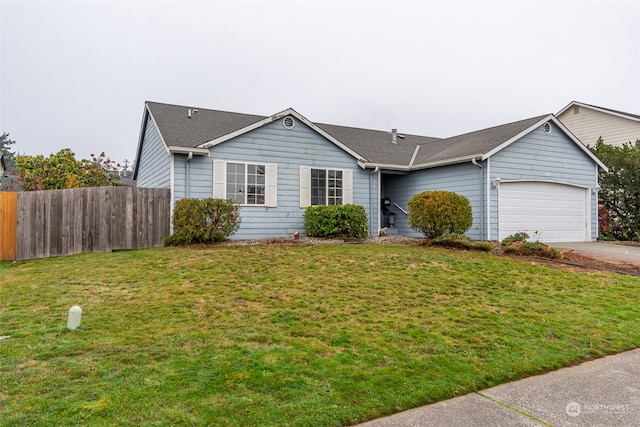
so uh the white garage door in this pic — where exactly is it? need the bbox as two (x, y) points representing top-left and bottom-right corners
(498, 182), (589, 243)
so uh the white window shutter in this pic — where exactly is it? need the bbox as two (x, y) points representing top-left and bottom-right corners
(265, 163), (278, 207)
(300, 166), (311, 208)
(343, 169), (353, 204)
(213, 159), (225, 198)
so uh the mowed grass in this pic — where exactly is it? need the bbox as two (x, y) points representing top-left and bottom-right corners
(1, 244), (640, 426)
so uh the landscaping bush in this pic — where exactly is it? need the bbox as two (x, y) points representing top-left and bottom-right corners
(407, 191), (473, 239)
(304, 204), (369, 239)
(503, 241), (563, 260)
(501, 232), (530, 246)
(430, 233), (493, 252)
(165, 198), (241, 245)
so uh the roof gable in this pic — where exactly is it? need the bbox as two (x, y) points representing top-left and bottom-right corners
(411, 115), (548, 168)
(197, 107), (366, 161)
(558, 101), (640, 122)
(411, 114), (607, 171)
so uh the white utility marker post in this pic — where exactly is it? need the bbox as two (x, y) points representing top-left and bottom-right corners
(67, 306), (82, 330)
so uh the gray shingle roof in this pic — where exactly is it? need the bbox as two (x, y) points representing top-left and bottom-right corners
(412, 115), (550, 166)
(146, 101), (266, 148)
(144, 101), (552, 169)
(315, 123), (440, 166)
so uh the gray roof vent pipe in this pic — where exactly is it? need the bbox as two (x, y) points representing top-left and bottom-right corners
(188, 109), (198, 119)
(392, 128), (397, 144)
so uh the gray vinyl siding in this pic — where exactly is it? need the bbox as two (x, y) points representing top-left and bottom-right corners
(383, 162), (484, 240)
(489, 123), (600, 240)
(173, 119), (377, 239)
(136, 117), (171, 188)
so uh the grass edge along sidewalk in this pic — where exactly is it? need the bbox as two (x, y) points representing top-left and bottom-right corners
(1, 243), (639, 426)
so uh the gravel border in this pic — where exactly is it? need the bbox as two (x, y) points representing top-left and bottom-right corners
(221, 235), (424, 247)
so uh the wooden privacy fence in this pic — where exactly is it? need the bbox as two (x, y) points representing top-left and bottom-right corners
(0, 187), (171, 261)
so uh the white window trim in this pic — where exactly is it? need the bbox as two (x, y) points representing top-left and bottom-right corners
(213, 160), (277, 207)
(300, 166), (353, 207)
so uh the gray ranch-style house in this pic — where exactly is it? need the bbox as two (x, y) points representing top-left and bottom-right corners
(133, 101), (607, 243)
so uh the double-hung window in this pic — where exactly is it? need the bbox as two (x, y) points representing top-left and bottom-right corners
(300, 166), (352, 207)
(311, 169), (343, 205)
(213, 160), (277, 207)
(226, 163), (265, 205)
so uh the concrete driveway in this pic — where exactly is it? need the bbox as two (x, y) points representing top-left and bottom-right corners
(550, 241), (640, 266)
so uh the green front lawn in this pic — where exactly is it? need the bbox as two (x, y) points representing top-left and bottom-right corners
(1, 244), (639, 426)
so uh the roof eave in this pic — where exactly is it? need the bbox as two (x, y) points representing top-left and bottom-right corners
(168, 146), (210, 156)
(481, 115), (553, 161)
(357, 161), (411, 171)
(558, 101), (640, 122)
(410, 154), (483, 171)
(133, 103), (171, 180)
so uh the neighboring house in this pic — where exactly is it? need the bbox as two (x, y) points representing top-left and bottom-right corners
(557, 101), (640, 147)
(134, 101), (607, 243)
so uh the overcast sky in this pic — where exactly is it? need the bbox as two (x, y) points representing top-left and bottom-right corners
(1, 0), (639, 167)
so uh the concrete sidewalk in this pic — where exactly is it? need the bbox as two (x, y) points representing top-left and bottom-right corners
(356, 348), (640, 426)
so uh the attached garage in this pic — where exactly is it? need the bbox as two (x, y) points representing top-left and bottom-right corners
(498, 181), (590, 243)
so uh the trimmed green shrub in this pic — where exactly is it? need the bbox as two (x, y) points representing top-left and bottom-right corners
(407, 191), (473, 239)
(304, 204), (369, 239)
(503, 242), (563, 260)
(501, 232), (530, 246)
(165, 198), (241, 245)
(430, 233), (493, 252)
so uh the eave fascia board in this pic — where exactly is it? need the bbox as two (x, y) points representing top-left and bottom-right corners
(410, 154), (483, 171)
(558, 101), (640, 123)
(288, 109), (367, 162)
(197, 107), (367, 163)
(358, 161), (411, 171)
(556, 101), (574, 116)
(134, 103), (170, 180)
(168, 146), (210, 156)
(481, 115), (553, 161)
(198, 114), (279, 149)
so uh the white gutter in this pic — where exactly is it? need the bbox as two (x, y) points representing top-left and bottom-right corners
(168, 146), (210, 156)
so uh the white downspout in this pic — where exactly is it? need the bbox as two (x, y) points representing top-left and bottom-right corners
(170, 153), (175, 233)
(186, 151), (193, 198)
(486, 157), (491, 241)
(471, 158), (484, 240)
(369, 166), (379, 236)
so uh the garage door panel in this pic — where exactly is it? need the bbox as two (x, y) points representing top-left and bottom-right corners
(499, 182), (587, 243)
